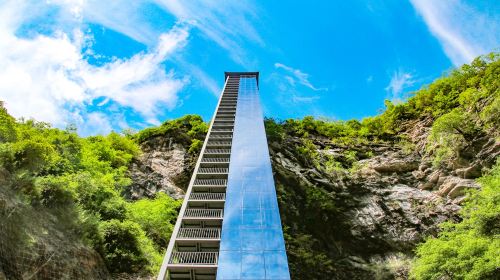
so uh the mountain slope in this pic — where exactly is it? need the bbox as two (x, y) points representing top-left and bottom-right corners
(128, 54), (499, 279)
(0, 54), (498, 279)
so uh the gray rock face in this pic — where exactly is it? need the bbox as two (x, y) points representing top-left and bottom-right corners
(124, 117), (498, 279)
(126, 136), (197, 200)
(266, 119), (498, 279)
(369, 157), (419, 173)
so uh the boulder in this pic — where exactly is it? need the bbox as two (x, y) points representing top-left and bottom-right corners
(456, 164), (482, 179)
(437, 177), (478, 198)
(371, 158), (419, 173)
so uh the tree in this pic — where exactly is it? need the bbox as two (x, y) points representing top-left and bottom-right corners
(411, 162), (500, 280)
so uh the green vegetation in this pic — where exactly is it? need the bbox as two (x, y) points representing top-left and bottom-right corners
(0, 104), (182, 275)
(134, 114), (208, 146)
(127, 193), (182, 250)
(411, 161), (500, 280)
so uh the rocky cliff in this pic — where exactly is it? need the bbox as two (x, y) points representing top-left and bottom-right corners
(126, 136), (197, 200)
(127, 113), (498, 279)
(127, 55), (500, 279)
(268, 117), (498, 279)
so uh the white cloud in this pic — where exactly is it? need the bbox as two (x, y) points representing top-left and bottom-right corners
(68, 0), (254, 99)
(80, 112), (113, 135)
(291, 96), (320, 103)
(385, 70), (415, 103)
(274, 63), (327, 91)
(153, 0), (263, 66)
(80, 26), (189, 120)
(410, 0), (500, 66)
(270, 63), (329, 108)
(82, 0), (159, 45)
(0, 0), (189, 135)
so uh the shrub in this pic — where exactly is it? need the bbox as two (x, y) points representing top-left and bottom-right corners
(264, 117), (285, 142)
(98, 219), (160, 273)
(428, 108), (479, 166)
(411, 161), (500, 280)
(134, 115), (207, 145)
(127, 193), (182, 249)
(188, 139), (203, 154)
(35, 176), (75, 208)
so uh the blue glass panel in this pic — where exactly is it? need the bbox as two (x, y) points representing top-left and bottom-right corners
(222, 207), (241, 230)
(218, 251), (241, 279)
(241, 252), (265, 279)
(241, 208), (262, 227)
(220, 228), (241, 251)
(264, 251), (290, 279)
(217, 76), (290, 280)
(261, 192), (278, 209)
(241, 228), (264, 250)
(242, 192), (260, 208)
(225, 193), (243, 209)
(263, 209), (282, 228)
(265, 229), (286, 251)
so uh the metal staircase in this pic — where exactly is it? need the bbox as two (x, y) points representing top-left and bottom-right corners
(158, 76), (240, 280)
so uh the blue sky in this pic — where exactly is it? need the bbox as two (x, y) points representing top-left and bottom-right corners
(0, 0), (498, 136)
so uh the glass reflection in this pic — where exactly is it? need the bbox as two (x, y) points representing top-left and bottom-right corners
(217, 76), (290, 280)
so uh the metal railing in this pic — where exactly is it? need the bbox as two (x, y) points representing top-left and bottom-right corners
(198, 167), (229, 173)
(213, 122), (234, 125)
(189, 193), (225, 200)
(169, 252), (218, 265)
(184, 209), (223, 218)
(208, 134), (232, 139)
(214, 118), (234, 121)
(206, 141), (231, 146)
(193, 179), (227, 186)
(201, 157), (230, 163)
(177, 228), (221, 239)
(214, 117), (235, 121)
(211, 128), (233, 132)
(204, 149), (231, 154)
(212, 122), (234, 130)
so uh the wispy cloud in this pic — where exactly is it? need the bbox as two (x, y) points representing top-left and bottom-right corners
(153, 0), (263, 66)
(269, 63), (326, 109)
(0, 1), (189, 135)
(291, 96), (320, 103)
(385, 70), (415, 103)
(274, 63), (327, 91)
(410, 0), (500, 66)
(82, 0), (159, 45)
(79, 0), (259, 95)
